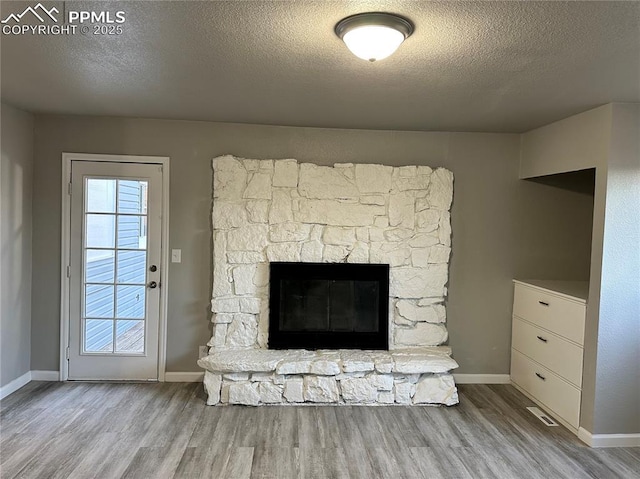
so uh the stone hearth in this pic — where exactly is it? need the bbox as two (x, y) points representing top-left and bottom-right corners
(199, 155), (459, 406)
(198, 347), (459, 406)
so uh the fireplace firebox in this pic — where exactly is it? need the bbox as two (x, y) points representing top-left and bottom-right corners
(268, 262), (389, 350)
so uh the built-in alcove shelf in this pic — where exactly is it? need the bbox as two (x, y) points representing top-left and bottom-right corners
(521, 168), (595, 290)
(513, 279), (589, 303)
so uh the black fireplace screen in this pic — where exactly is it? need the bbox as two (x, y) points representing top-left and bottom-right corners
(268, 262), (389, 350)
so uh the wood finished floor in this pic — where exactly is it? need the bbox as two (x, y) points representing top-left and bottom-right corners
(1, 382), (638, 479)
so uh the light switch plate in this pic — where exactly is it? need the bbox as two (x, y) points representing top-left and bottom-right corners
(171, 249), (182, 263)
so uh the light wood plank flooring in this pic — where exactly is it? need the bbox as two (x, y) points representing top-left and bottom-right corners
(1, 382), (638, 478)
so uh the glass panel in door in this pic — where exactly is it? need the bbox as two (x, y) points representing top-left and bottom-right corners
(83, 179), (148, 354)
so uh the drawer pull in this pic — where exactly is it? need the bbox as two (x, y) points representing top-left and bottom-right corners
(535, 372), (546, 381)
(536, 335), (548, 343)
(538, 301), (550, 307)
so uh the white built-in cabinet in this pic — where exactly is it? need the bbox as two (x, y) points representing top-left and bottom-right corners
(510, 280), (588, 433)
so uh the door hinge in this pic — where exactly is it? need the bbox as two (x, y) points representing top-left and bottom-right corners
(66, 265), (71, 278)
(68, 182), (72, 196)
(66, 347), (70, 360)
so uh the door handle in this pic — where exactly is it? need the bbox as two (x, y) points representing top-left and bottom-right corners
(148, 281), (158, 289)
(537, 336), (548, 343)
(150, 265), (158, 272)
(538, 301), (549, 307)
(535, 372), (546, 381)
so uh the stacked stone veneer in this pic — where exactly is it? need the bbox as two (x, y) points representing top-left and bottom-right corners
(199, 348), (459, 406)
(198, 155), (459, 406)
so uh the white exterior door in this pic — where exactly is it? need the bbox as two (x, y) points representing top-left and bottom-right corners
(68, 161), (163, 380)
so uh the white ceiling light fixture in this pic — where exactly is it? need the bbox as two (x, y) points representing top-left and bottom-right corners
(335, 12), (414, 62)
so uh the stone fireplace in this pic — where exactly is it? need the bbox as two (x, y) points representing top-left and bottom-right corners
(198, 155), (459, 406)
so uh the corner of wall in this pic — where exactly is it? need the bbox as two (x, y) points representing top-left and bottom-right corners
(517, 131), (526, 180)
(0, 103), (35, 388)
(590, 102), (640, 435)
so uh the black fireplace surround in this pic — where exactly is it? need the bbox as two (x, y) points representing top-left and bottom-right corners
(268, 262), (389, 350)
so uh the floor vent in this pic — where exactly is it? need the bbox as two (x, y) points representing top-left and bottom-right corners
(527, 406), (559, 426)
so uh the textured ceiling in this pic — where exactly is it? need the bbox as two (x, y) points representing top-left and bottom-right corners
(1, 0), (639, 132)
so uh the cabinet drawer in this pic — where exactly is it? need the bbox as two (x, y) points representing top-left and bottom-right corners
(512, 318), (584, 387)
(513, 284), (585, 344)
(511, 349), (581, 429)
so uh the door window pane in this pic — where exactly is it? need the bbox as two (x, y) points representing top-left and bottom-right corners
(117, 250), (147, 284)
(118, 180), (148, 214)
(116, 285), (145, 319)
(85, 249), (115, 283)
(86, 214), (115, 248)
(85, 284), (114, 318)
(85, 319), (114, 352)
(86, 179), (116, 213)
(117, 215), (145, 249)
(115, 320), (144, 353)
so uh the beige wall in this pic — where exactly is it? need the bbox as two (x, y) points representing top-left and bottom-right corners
(31, 115), (592, 375)
(592, 103), (640, 434)
(520, 105), (611, 178)
(1, 103), (34, 387)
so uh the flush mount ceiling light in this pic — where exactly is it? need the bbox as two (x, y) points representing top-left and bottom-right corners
(335, 12), (414, 62)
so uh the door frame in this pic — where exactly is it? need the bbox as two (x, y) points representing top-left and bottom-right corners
(60, 153), (170, 381)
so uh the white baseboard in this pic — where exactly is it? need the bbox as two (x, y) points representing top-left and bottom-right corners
(453, 374), (511, 384)
(31, 370), (60, 381)
(4, 372), (514, 391)
(2, 370), (205, 396)
(165, 372), (204, 382)
(0, 371), (32, 400)
(578, 427), (640, 448)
